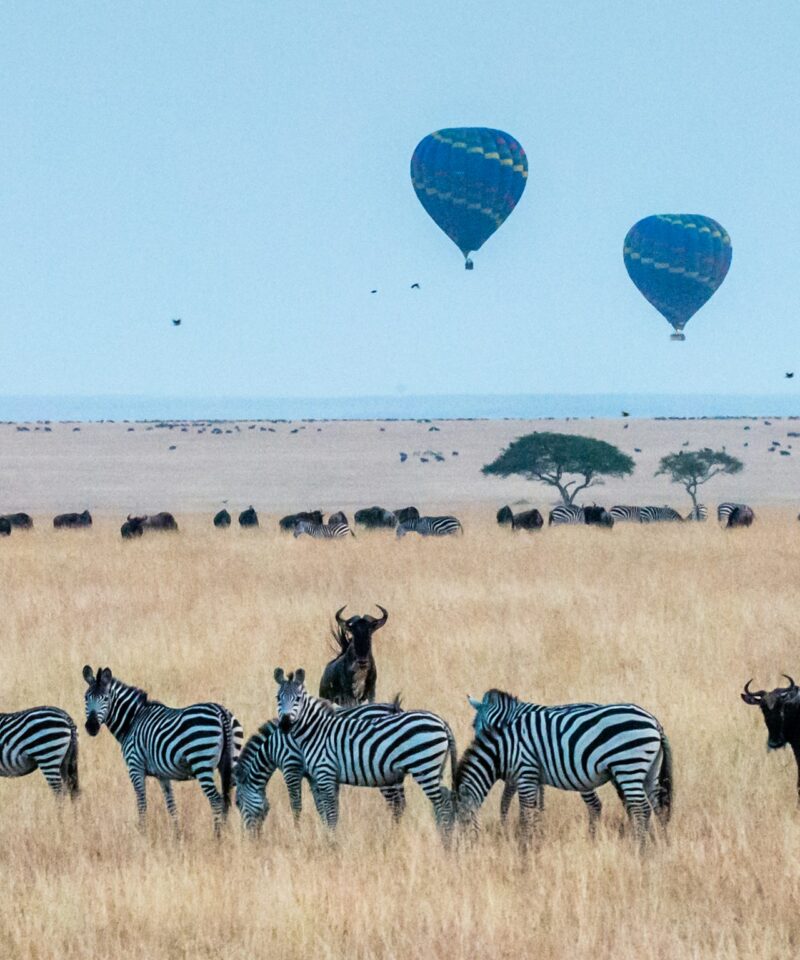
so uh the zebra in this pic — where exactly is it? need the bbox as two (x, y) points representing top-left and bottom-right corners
(293, 511), (353, 539)
(717, 502), (749, 524)
(395, 515), (462, 537)
(83, 665), (243, 832)
(0, 706), (79, 798)
(235, 699), (406, 832)
(685, 503), (708, 521)
(548, 505), (613, 527)
(274, 668), (456, 833)
(455, 689), (672, 845)
(609, 505), (643, 522)
(639, 505), (683, 523)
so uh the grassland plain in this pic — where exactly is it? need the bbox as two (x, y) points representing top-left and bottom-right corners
(1, 512), (799, 959)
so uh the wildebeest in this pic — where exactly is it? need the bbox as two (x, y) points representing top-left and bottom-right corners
(120, 515), (145, 539)
(583, 505), (614, 527)
(54, 510), (92, 529)
(239, 506), (259, 528)
(354, 506), (397, 529)
(496, 505), (543, 531)
(0, 517), (11, 537)
(393, 506), (419, 525)
(213, 509), (231, 528)
(2, 512), (32, 530)
(278, 511), (324, 531)
(319, 605), (389, 706)
(142, 512), (178, 531)
(741, 675), (800, 802)
(727, 504), (754, 528)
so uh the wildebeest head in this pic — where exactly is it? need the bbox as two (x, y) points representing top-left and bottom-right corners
(83, 665), (114, 736)
(275, 668), (307, 732)
(496, 505), (513, 526)
(335, 605), (388, 666)
(584, 505), (614, 528)
(121, 515), (145, 538)
(742, 676), (800, 749)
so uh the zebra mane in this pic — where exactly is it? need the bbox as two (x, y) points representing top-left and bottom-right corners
(453, 729), (502, 791)
(485, 689), (518, 708)
(237, 722), (277, 769)
(111, 677), (151, 706)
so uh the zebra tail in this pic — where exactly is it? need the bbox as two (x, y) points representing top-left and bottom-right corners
(63, 724), (80, 798)
(655, 732), (673, 826)
(446, 725), (458, 789)
(218, 710), (235, 815)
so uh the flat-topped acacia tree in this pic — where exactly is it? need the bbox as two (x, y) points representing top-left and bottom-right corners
(656, 448), (743, 514)
(482, 432), (635, 506)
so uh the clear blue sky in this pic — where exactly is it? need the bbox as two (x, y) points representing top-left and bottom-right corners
(1, 2), (799, 400)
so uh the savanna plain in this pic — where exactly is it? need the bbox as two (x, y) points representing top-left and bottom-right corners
(2, 507), (799, 959)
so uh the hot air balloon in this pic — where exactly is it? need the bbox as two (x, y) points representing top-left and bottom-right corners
(410, 128), (527, 269)
(623, 214), (732, 340)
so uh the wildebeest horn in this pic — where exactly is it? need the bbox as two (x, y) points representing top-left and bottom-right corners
(371, 605), (388, 629)
(741, 679), (766, 704)
(335, 605), (347, 625)
(781, 674), (796, 691)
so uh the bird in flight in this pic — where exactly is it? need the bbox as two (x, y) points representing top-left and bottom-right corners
(172, 318), (182, 326)
(370, 289), (378, 294)
(410, 283), (420, 289)
(786, 372), (794, 379)
(621, 410), (630, 417)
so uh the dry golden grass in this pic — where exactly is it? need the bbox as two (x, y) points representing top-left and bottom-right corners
(1, 512), (799, 959)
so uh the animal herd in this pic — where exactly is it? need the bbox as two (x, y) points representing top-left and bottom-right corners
(3, 604), (799, 851)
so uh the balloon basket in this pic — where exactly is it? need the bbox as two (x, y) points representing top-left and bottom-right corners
(464, 258), (474, 271)
(670, 332), (686, 341)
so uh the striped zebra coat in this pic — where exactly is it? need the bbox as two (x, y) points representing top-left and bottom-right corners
(274, 669), (456, 832)
(83, 666), (243, 831)
(718, 502), (754, 526)
(294, 511), (353, 539)
(610, 505), (643, 522)
(235, 700), (407, 831)
(396, 515), (462, 537)
(548, 505), (614, 527)
(639, 506), (683, 523)
(456, 690), (672, 843)
(0, 706), (79, 797)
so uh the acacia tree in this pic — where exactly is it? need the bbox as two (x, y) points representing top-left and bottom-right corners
(655, 447), (743, 513)
(482, 432), (635, 506)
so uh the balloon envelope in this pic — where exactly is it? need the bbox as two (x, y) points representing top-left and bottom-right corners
(623, 214), (732, 338)
(411, 128), (527, 267)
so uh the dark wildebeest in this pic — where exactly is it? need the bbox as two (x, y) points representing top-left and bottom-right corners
(2, 513), (32, 530)
(393, 506), (419, 525)
(354, 507), (397, 529)
(213, 509), (231, 528)
(278, 511), (324, 531)
(0, 517), (11, 537)
(742, 675), (800, 802)
(319, 605), (388, 705)
(727, 505), (754, 528)
(54, 510), (92, 529)
(496, 505), (544, 531)
(239, 506), (259, 528)
(120, 515), (145, 539)
(583, 505), (614, 528)
(142, 512), (178, 532)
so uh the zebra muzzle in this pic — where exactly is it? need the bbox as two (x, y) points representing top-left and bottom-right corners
(85, 715), (100, 737)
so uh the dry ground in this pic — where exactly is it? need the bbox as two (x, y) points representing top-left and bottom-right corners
(1, 513), (799, 959)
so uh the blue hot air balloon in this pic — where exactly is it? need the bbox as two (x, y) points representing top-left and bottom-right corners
(411, 128), (528, 269)
(623, 214), (732, 340)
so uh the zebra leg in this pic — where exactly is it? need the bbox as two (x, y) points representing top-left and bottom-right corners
(158, 778), (178, 825)
(412, 773), (452, 838)
(284, 770), (305, 825)
(38, 761), (66, 798)
(379, 782), (406, 822)
(311, 777), (339, 830)
(610, 771), (651, 845)
(516, 778), (543, 848)
(127, 763), (148, 828)
(580, 790), (603, 837)
(499, 780), (517, 824)
(194, 768), (227, 834)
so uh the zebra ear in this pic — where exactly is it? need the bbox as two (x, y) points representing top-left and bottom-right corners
(295, 669), (306, 685)
(467, 695), (483, 711)
(274, 668), (286, 684)
(99, 667), (113, 685)
(83, 664), (94, 685)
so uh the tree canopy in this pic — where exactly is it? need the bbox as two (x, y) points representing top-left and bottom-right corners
(482, 432), (635, 506)
(655, 447), (743, 509)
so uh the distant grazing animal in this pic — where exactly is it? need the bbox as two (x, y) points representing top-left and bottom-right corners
(120, 515), (145, 539)
(2, 513), (32, 530)
(639, 506), (683, 523)
(142, 512), (178, 532)
(0, 706), (79, 798)
(0, 517), (10, 537)
(53, 510), (92, 529)
(213, 509), (231, 528)
(456, 690), (672, 845)
(278, 511), (324, 531)
(275, 668), (456, 833)
(726, 504), (754, 528)
(235, 701), (406, 832)
(496, 505), (543, 531)
(320, 605), (388, 706)
(239, 506), (259, 528)
(354, 507), (397, 529)
(742, 676), (800, 802)
(610, 505), (643, 522)
(392, 506), (419, 525)
(685, 504), (708, 521)
(396, 515), (462, 537)
(294, 511), (353, 539)
(550, 505), (613, 527)
(83, 665), (242, 833)
(717, 502), (748, 525)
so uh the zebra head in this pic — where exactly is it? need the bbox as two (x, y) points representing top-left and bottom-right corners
(467, 689), (518, 735)
(83, 665), (114, 736)
(275, 668), (307, 733)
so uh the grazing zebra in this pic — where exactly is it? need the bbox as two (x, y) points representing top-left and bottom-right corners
(685, 504), (708, 521)
(293, 511), (353, 539)
(274, 668), (456, 833)
(717, 502), (752, 525)
(83, 666), (243, 832)
(0, 706), (79, 797)
(455, 690), (672, 844)
(610, 505), (643, 522)
(548, 505), (613, 527)
(639, 505), (683, 523)
(235, 700), (406, 832)
(396, 515), (462, 537)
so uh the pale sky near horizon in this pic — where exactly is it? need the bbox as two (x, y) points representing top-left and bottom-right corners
(2, 3), (799, 400)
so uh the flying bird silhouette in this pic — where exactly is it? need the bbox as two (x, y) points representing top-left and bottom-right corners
(621, 410), (630, 417)
(410, 283), (420, 289)
(786, 372), (794, 379)
(172, 318), (181, 326)
(370, 289), (378, 294)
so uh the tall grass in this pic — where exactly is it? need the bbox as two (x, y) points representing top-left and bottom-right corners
(1, 513), (798, 958)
